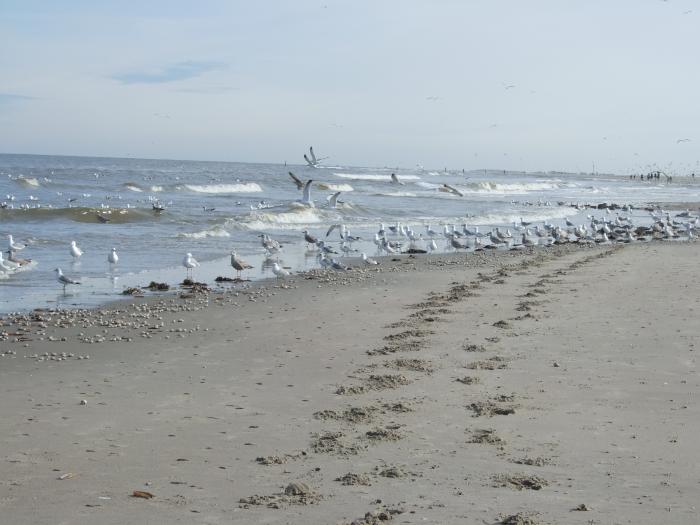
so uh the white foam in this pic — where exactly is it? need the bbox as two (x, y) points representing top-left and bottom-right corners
(415, 181), (442, 190)
(464, 181), (563, 194)
(15, 177), (41, 188)
(317, 183), (354, 192)
(125, 183), (143, 192)
(334, 173), (421, 181)
(178, 227), (231, 239)
(375, 191), (417, 197)
(237, 206), (334, 230)
(468, 207), (579, 226)
(184, 183), (262, 194)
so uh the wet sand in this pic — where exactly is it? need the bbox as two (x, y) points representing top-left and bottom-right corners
(1, 241), (699, 524)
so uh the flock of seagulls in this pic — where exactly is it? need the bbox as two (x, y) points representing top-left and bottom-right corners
(1, 235), (128, 292)
(3, 157), (699, 297)
(206, 204), (698, 286)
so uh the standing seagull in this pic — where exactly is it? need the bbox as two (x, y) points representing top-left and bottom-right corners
(272, 262), (290, 278)
(182, 253), (200, 279)
(361, 253), (379, 265)
(70, 240), (83, 259)
(230, 250), (253, 278)
(108, 248), (119, 265)
(303, 230), (318, 249)
(55, 268), (80, 293)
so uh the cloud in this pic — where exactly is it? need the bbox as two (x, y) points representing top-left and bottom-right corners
(113, 60), (225, 84)
(0, 93), (34, 105)
(174, 85), (239, 94)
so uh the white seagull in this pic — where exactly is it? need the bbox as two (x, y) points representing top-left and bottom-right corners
(0, 251), (18, 273)
(300, 179), (314, 207)
(70, 240), (83, 258)
(108, 247), (119, 265)
(55, 267), (80, 293)
(182, 252), (200, 278)
(328, 191), (341, 209)
(361, 252), (379, 265)
(8, 235), (25, 251)
(272, 262), (290, 278)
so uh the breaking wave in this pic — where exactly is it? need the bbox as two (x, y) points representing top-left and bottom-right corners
(183, 183), (262, 194)
(0, 206), (157, 224)
(232, 205), (341, 231)
(334, 173), (421, 181)
(178, 226), (231, 239)
(317, 183), (354, 192)
(463, 181), (563, 194)
(14, 176), (41, 188)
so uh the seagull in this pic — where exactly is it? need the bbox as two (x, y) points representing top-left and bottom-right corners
(303, 229), (318, 248)
(8, 235), (25, 251)
(326, 223), (346, 239)
(55, 268), (80, 293)
(329, 258), (349, 271)
(450, 236), (467, 250)
(182, 252), (200, 278)
(230, 250), (253, 278)
(0, 251), (18, 273)
(390, 173), (404, 185)
(382, 239), (399, 254)
(428, 239), (438, 253)
(70, 240), (83, 259)
(303, 146), (328, 167)
(328, 191), (341, 209)
(272, 262), (290, 278)
(108, 248), (119, 265)
(316, 240), (337, 254)
(361, 252), (379, 265)
(441, 184), (464, 197)
(288, 171), (304, 189)
(300, 179), (314, 207)
(259, 234), (282, 256)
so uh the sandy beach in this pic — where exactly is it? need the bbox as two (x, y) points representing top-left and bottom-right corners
(1, 241), (699, 524)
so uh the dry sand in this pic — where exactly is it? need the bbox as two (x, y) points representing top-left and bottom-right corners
(1, 241), (698, 524)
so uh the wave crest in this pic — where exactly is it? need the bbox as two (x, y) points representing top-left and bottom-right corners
(334, 173), (421, 181)
(183, 183), (262, 194)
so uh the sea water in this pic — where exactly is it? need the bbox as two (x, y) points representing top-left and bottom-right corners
(1, 153), (698, 313)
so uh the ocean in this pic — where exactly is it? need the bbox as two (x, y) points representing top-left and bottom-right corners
(1, 153), (698, 313)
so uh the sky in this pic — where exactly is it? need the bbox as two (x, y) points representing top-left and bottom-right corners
(1, 0), (698, 174)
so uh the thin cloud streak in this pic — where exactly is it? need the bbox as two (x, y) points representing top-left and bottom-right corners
(0, 93), (35, 104)
(113, 60), (225, 84)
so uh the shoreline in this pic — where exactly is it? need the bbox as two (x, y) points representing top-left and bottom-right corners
(1, 241), (699, 523)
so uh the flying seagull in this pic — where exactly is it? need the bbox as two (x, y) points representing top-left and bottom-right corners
(390, 173), (404, 185)
(300, 179), (314, 207)
(304, 146), (328, 167)
(328, 191), (341, 209)
(288, 171), (304, 189)
(442, 184), (464, 197)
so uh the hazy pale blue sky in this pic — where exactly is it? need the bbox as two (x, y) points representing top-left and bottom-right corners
(1, 1), (698, 173)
